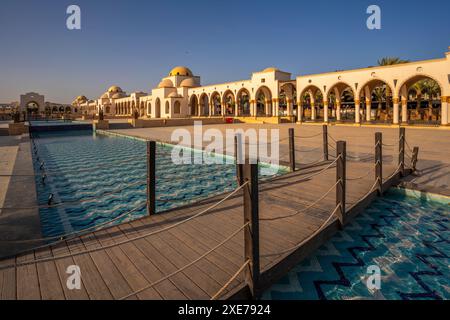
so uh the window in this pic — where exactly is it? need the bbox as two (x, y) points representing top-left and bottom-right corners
(165, 101), (170, 114)
(261, 79), (266, 83)
(174, 101), (181, 114)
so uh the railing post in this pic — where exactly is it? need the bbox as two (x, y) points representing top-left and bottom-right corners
(235, 134), (243, 186)
(147, 141), (156, 215)
(288, 128), (295, 172)
(336, 141), (346, 227)
(243, 161), (260, 299)
(322, 125), (329, 161)
(375, 132), (383, 194)
(411, 147), (419, 172)
(399, 128), (405, 176)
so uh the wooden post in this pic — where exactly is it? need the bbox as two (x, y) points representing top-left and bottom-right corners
(375, 132), (383, 194)
(235, 134), (243, 185)
(288, 128), (295, 172)
(243, 161), (260, 299)
(322, 125), (329, 161)
(336, 141), (346, 227)
(399, 128), (405, 176)
(147, 141), (156, 215)
(411, 147), (419, 172)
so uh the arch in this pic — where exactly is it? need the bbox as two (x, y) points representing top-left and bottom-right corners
(210, 91), (222, 116)
(299, 85), (323, 121)
(165, 101), (170, 115)
(255, 86), (273, 116)
(199, 93), (209, 116)
(155, 98), (161, 118)
(279, 83), (296, 117)
(174, 101), (181, 114)
(325, 82), (355, 122)
(147, 102), (152, 116)
(189, 95), (199, 116)
(236, 88), (251, 116)
(26, 101), (40, 114)
(222, 90), (235, 116)
(397, 74), (442, 123)
(358, 78), (395, 122)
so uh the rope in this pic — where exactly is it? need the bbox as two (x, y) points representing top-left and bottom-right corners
(294, 133), (322, 139)
(0, 202), (147, 245)
(210, 260), (250, 300)
(119, 222), (249, 300)
(260, 180), (340, 221)
(294, 147), (321, 153)
(382, 163), (403, 182)
(0, 180), (146, 210)
(0, 182), (248, 271)
(261, 204), (340, 258)
(347, 170), (373, 181)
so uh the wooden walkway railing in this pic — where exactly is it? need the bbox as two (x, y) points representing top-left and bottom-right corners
(0, 127), (419, 300)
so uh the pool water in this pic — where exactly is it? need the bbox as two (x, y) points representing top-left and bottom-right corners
(263, 189), (450, 300)
(31, 130), (285, 237)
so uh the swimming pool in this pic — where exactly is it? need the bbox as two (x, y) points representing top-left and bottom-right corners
(31, 130), (286, 237)
(263, 188), (449, 300)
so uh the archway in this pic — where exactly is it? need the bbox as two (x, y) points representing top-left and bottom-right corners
(189, 95), (199, 116)
(300, 85), (323, 121)
(237, 88), (251, 116)
(223, 90), (235, 116)
(155, 98), (161, 118)
(255, 86), (272, 117)
(210, 92), (222, 116)
(398, 75), (442, 124)
(26, 101), (40, 115)
(147, 102), (152, 116)
(279, 83), (296, 117)
(165, 101), (170, 115)
(174, 101), (181, 114)
(326, 83), (355, 122)
(199, 93), (209, 116)
(359, 79), (394, 123)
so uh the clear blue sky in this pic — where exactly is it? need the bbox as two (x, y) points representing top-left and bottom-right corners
(0, 0), (449, 103)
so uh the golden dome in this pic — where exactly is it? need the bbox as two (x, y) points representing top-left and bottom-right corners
(262, 67), (279, 72)
(77, 95), (87, 101)
(179, 78), (197, 88)
(158, 79), (174, 88)
(169, 66), (193, 77)
(108, 86), (123, 93)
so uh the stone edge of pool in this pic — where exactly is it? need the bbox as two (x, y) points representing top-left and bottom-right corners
(0, 133), (42, 258)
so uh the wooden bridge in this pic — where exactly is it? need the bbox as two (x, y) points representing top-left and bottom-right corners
(0, 128), (418, 300)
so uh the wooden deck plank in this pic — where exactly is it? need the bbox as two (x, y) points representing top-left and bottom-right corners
(34, 247), (66, 300)
(0, 258), (16, 299)
(16, 252), (40, 300)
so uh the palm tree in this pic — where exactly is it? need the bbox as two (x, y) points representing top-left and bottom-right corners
(377, 57), (410, 118)
(372, 87), (386, 118)
(377, 57), (410, 66)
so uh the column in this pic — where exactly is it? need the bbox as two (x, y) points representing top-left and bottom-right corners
(272, 99), (279, 117)
(441, 96), (449, 125)
(365, 98), (371, 122)
(235, 101), (239, 116)
(323, 100), (329, 123)
(221, 100), (226, 116)
(298, 101), (303, 122)
(401, 98), (408, 123)
(250, 100), (256, 117)
(336, 101), (341, 121)
(311, 102), (316, 121)
(354, 99), (361, 124)
(286, 98), (293, 117)
(393, 97), (399, 124)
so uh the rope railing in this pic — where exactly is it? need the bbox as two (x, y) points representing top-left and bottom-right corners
(119, 222), (250, 300)
(0, 202), (147, 247)
(210, 260), (250, 300)
(0, 182), (249, 271)
(261, 204), (341, 258)
(0, 179), (146, 210)
(260, 180), (340, 222)
(294, 132), (322, 139)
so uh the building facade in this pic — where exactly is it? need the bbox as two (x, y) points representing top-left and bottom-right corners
(76, 47), (450, 125)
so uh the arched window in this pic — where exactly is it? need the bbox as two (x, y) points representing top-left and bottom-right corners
(147, 103), (152, 115)
(165, 101), (170, 114)
(174, 101), (181, 114)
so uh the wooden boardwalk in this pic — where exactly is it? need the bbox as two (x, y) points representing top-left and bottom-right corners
(0, 154), (409, 300)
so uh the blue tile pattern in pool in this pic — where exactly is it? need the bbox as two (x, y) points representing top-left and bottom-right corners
(31, 130), (286, 237)
(263, 189), (450, 300)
